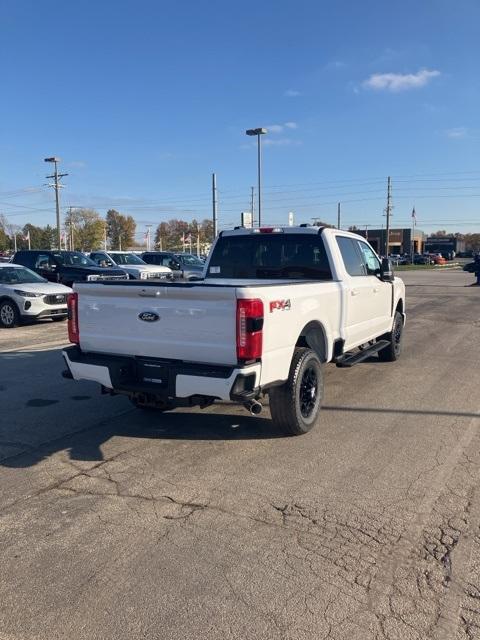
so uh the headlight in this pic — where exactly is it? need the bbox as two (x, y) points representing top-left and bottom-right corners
(13, 289), (43, 297)
(86, 274), (101, 281)
(140, 272), (148, 279)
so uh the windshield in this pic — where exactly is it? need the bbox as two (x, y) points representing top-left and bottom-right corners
(53, 252), (97, 267)
(0, 266), (47, 285)
(175, 254), (204, 266)
(110, 253), (146, 265)
(207, 233), (332, 280)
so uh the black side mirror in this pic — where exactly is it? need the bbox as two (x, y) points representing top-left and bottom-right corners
(380, 257), (394, 282)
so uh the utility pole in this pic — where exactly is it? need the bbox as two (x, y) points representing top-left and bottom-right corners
(250, 186), (255, 226)
(44, 157), (68, 250)
(196, 222), (201, 257)
(212, 173), (218, 237)
(145, 225), (152, 251)
(411, 206), (416, 261)
(67, 206), (75, 251)
(337, 202), (341, 229)
(384, 176), (392, 257)
(104, 222), (107, 251)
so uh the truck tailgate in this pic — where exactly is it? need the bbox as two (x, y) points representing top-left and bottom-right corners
(76, 283), (238, 365)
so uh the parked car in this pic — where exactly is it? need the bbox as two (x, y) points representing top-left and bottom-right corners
(388, 253), (402, 265)
(428, 253), (447, 265)
(12, 250), (129, 287)
(89, 251), (173, 281)
(413, 254), (430, 265)
(141, 251), (204, 280)
(63, 227), (405, 436)
(0, 263), (72, 328)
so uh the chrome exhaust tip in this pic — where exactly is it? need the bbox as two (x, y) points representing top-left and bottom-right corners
(244, 400), (262, 415)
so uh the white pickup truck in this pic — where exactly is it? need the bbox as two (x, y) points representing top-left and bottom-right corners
(62, 227), (405, 435)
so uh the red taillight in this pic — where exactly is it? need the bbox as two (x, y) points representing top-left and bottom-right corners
(67, 292), (79, 344)
(236, 298), (264, 361)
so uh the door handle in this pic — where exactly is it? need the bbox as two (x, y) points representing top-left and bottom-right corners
(351, 289), (359, 296)
(373, 287), (380, 293)
(138, 290), (161, 297)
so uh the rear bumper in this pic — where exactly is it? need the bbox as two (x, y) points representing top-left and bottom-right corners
(62, 346), (261, 402)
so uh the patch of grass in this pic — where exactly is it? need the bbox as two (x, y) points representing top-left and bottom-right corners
(395, 263), (460, 271)
(395, 264), (437, 271)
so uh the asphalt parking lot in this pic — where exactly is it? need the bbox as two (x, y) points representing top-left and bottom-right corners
(1, 269), (479, 640)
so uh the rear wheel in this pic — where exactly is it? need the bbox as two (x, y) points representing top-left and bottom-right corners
(269, 347), (324, 436)
(378, 311), (404, 362)
(0, 299), (21, 328)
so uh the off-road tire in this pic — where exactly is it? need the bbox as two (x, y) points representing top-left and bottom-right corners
(378, 311), (404, 362)
(269, 347), (324, 436)
(0, 299), (21, 329)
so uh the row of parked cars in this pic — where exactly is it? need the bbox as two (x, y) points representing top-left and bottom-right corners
(0, 249), (206, 328)
(388, 253), (450, 266)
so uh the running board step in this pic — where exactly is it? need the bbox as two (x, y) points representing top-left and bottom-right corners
(335, 340), (390, 368)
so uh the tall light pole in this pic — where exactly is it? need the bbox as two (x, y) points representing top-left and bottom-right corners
(246, 128), (267, 226)
(44, 157), (68, 250)
(212, 173), (218, 238)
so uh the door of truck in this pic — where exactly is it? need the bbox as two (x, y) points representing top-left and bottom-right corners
(336, 236), (391, 347)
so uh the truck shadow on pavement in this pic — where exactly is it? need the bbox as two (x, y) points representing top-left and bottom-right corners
(0, 409), (282, 469)
(322, 405), (480, 419)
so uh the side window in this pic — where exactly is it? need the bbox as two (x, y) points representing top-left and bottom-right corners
(336, 237), (366, 277)
(35, 254), (53, 269)
(356, 241), (380, 276)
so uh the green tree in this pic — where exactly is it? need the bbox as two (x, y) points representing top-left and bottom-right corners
(22, 223), (46, 249)
(65, 208), (105, 251)
(40, 225), (56, 249)
(106, 209), (136, 249)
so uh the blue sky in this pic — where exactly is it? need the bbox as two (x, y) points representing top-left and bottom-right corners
(1, 0), (479, 235)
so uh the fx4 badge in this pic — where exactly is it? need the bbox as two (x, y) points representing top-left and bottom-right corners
(138, 311), (160, 322)
(269, 299), (291, 313)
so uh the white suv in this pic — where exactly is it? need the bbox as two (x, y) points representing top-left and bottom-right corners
(89, 251), (173, 281)
(0, 263), (72, 328)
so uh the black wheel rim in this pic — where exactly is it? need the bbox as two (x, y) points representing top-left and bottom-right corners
(299, 366), (318, 418)
(393, 317), (402, 353)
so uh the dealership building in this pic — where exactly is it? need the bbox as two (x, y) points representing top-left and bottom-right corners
(354, 228), (426, 255)
(424, 235), (466, 258)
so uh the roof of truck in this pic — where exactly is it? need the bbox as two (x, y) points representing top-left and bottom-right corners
(221, 225), (326, 236)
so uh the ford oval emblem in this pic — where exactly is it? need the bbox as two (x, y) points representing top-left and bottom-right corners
(138, 311), (160, 322)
